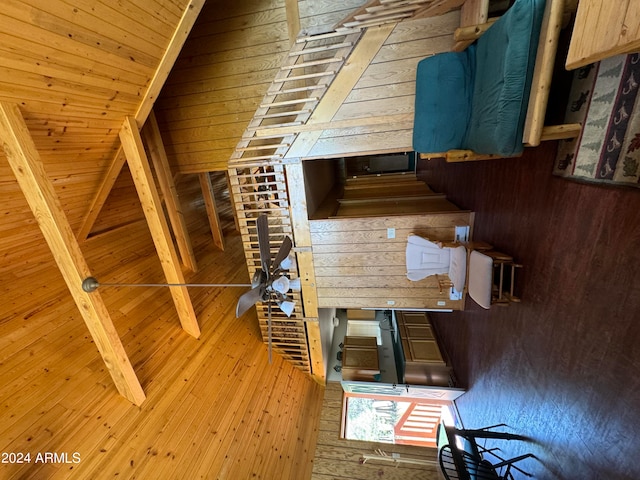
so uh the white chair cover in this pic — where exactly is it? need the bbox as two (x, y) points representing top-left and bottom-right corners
(405, 235), (467, 292)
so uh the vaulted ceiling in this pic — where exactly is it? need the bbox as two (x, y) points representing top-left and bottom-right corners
(0, 0), (203, 236)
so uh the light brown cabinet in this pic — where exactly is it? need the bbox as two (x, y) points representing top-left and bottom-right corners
(341, 336), (380, 381)
(396, 311), (451, 386)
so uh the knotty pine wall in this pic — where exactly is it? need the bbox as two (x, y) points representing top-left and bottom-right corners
(303, 12), (460, 159)
(155, 2), (461, 172)
(298, 0), (368, 35)
(155, 0), (292, 173)
(312, 382), (440, 480)
(310, 212), (472, 310)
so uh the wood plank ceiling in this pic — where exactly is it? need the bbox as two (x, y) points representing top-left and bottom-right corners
(0, 0), (204, 403)
(0, 0), (202, 234)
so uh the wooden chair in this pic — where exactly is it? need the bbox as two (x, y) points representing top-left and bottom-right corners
(468, 250), (522, 309)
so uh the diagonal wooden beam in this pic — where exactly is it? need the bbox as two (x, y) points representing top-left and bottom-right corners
(0, 101), (145, 406)
(143, 110), (198, 271)
(285, 24), (396, 159)
(135, 0), (207, 124)
(119, 116), (200, 338)
(77, 0), (206, 241)
(76, 146), (126, 241)
(198, 172), (225, 251)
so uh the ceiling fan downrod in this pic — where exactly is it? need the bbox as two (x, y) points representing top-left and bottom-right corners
(81, 276), (251, 293)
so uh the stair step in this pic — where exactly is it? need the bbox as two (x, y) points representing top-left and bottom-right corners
(281, 58), (344, 70)
(254, 121), (303, 131)
(334, 196), (458, 218)
(343, 13), (412, 28)
(272, 84), (329, 95)
(296, 30), (357, 43)
(339, 194), (441, 204)
(260, 97), (319, 108)
(233, 154), (283, 161)
(291, 42), (353, 56)
(255, 109), (311, 119)
(274, 71), (335, 82)
(237, 143), (290, 152)
(345, 173), (418, 184)
(343, 184), (435, 199)
(241, 133), (295, 141)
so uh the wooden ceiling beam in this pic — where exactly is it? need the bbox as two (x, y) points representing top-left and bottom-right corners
(119, 116), (200, 338)
(143, 110), (198, 272)
(198, 172), (225, 251)
(135, 0), (206, 125)
(77, 0), (206, 241)
(0, 101), (146, 406)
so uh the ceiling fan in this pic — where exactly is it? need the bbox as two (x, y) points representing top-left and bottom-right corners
(235, 214), (300, 362)
(82, 214), (299, 363)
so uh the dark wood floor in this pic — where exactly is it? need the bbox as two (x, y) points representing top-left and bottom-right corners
(417, 141), (640, 480)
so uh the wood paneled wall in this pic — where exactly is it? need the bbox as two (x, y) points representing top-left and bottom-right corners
(155, 0), (292, 173)
(312, 382), (440, 480)
(87, 164), (145, 236)
(303, 12), (460, 159)
(156, 2), (462, 171)
(310, 212), (472, 310)
(298, 0), (368, 35)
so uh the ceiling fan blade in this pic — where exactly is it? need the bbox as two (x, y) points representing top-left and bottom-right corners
(256, 215), (271, 277)
(272, 236), (292, 271)
(236, 285), (263, 318)
(267, 296), (273, 364)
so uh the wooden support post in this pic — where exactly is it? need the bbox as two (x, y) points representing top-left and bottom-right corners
(285, 0), (301, 45)
(0, 102), (145, 405)
(198, 172), (225, 251)
(225, 171), (240, 232)
(523, 0), (564, 146)
(119, 116), (200, 338)
(143, 111), (198, 271)
(285, 161), (324, 383)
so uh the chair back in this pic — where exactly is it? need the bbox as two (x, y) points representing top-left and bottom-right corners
(439, 444), (502, 480)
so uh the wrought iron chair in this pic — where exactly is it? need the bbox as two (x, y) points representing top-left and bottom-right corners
(439, 444), (533, 480)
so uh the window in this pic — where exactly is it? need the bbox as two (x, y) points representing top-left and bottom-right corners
(342, 392), (443, 447)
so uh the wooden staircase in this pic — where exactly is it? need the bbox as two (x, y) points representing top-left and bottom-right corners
(227, 29), (364, 374)
(335, 172), (454, 218)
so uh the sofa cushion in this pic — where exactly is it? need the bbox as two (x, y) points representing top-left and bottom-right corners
(465, 0), (546, 156)
(413, 51), (474, 153)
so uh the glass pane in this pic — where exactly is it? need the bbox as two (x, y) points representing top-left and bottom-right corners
(344, 398), (411, 443)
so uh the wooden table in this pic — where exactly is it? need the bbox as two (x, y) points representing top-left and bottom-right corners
(566, 0), (640, 70)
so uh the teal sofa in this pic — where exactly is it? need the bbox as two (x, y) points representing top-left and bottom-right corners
(412, 0), (547, 157)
